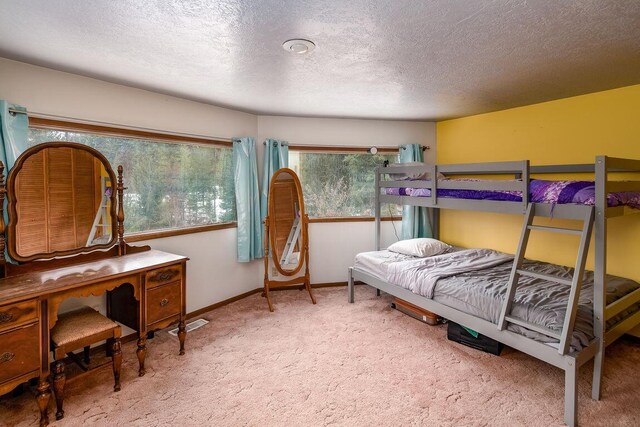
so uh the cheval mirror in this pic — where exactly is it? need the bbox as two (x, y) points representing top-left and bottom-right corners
(262, 167), (316, 312)
(5, 141), (125, 264)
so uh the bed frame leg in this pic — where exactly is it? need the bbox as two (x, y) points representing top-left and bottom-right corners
(564, 361), (578, 427)
(376, 289), (381, 297)
(348, 267), (355, 303)
(592, 345), (604, 400)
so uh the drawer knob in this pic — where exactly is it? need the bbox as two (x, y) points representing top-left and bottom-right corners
(0, 352), (15, 363)
(0, 312), (14, 323)
(156, 271), (176, 282)
(160, 298), (169, 307)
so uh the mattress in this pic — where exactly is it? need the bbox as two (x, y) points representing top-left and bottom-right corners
(385, 178), (640, 208)
(354, 249), (640, 351)
(353, 250), (418, 279)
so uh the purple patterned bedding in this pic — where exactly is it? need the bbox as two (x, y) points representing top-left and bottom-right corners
(385, 179), (640, 208)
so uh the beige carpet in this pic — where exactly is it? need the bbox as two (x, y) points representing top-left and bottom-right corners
(2, 286), (640, 427)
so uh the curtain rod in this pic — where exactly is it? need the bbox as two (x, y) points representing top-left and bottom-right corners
(8, 109), (233, 142)
(9, 108), (431, 150)
(288, 143), (430, 151)
(401, 145), (431, 151)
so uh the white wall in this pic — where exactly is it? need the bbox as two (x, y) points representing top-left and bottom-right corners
(0, 58), (436, 313)
(134, 229), (258, 313)
(0, 58), (256, 139)
(257, 115), (436, 162)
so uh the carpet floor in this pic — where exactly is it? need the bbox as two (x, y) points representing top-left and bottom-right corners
(2, 286), (640, 427)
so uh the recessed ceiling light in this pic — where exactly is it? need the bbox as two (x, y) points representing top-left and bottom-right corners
(282, 39), (316, 55)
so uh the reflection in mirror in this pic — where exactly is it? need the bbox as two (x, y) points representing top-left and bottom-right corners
(11, 145), (115, 259)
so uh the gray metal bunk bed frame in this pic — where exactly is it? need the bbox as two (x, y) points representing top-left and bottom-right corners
(347, 156), (640, 427)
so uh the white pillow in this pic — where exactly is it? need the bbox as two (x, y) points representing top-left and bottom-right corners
(387, 238), (451, 258)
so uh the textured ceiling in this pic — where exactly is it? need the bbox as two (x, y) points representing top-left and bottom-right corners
(0, 0), (639, 120)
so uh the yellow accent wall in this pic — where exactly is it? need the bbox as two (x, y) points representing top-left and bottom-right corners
(436, 84), (640, 280)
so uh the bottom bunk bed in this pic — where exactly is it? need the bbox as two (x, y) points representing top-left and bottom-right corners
(353, 248), (640, 352)
(348, 251), (639, 426)
(348, 211), (640, 427)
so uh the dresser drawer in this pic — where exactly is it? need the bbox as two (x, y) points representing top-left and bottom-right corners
(147, 281), (182, 325)
(0, 299), (38, 332)
(146, 264), (182, 289)
(0, 322), (40, 384)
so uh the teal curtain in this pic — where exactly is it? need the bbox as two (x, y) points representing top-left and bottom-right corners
(0, 101), (28, 263)
(399, 144), (432, 239)
(233, 137), (263, 262)
(260, 139), (288, 224)
(0, 101), (28, 171)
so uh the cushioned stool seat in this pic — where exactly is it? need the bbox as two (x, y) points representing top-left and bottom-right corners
(50, 306), (122, 420)
(52, 307), (120, 346)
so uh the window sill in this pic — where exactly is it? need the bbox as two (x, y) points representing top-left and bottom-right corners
(308, 216), (400, 223)
(126, 222), (237, 242)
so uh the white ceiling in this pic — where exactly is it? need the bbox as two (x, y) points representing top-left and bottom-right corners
(0, 0), (639, 120)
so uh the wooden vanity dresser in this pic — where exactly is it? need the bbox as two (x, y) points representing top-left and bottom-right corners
(0, 142), (188, 426)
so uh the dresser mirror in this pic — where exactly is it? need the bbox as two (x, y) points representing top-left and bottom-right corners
(6, 142), (118, 262)
(263, 167), (315, 311)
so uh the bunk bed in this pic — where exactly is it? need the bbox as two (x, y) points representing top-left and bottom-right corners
(347, 156), (640, 427)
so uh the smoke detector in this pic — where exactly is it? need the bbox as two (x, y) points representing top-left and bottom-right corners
(282, 39), (316, 55)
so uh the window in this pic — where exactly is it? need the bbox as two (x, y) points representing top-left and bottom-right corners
(289, 149), (400, 218)
(28, 122), (236, 236)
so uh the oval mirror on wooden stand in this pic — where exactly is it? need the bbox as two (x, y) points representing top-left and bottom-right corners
(262, 168), (316, 312)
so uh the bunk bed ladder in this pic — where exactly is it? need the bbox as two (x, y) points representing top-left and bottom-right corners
(498, 203), (595, 355)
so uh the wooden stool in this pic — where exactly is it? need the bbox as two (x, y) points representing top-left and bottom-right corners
(50, 306), (122, 420)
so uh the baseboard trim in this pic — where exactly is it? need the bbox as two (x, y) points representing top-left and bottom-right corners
(187, 288), (262, 320)
(186, 281), (365, 312)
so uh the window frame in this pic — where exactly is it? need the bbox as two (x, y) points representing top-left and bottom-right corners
(28, 117), (237, 241)
(288, 145), (402, 222)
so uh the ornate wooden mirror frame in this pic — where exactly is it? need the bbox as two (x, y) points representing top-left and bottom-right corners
(262, 167), (316, 311)
(268, 168), (307, 276)
(4, 141), (124, 263)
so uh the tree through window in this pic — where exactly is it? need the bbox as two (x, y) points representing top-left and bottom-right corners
(28, 128), (236, 234)
(289, 150), (400, 218)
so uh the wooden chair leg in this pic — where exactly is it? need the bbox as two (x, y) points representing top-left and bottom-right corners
(52, 360), (66, 420)
(136, 336), (147, 377)
(112, 337), (122, 392)
(83, 346), (91, 364)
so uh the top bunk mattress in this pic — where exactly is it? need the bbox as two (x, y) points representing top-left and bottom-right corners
(384, 178), (640, 208)
(354, 249), (640, 351)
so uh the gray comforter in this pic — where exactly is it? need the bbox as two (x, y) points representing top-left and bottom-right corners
(385, 248), (640, 351)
